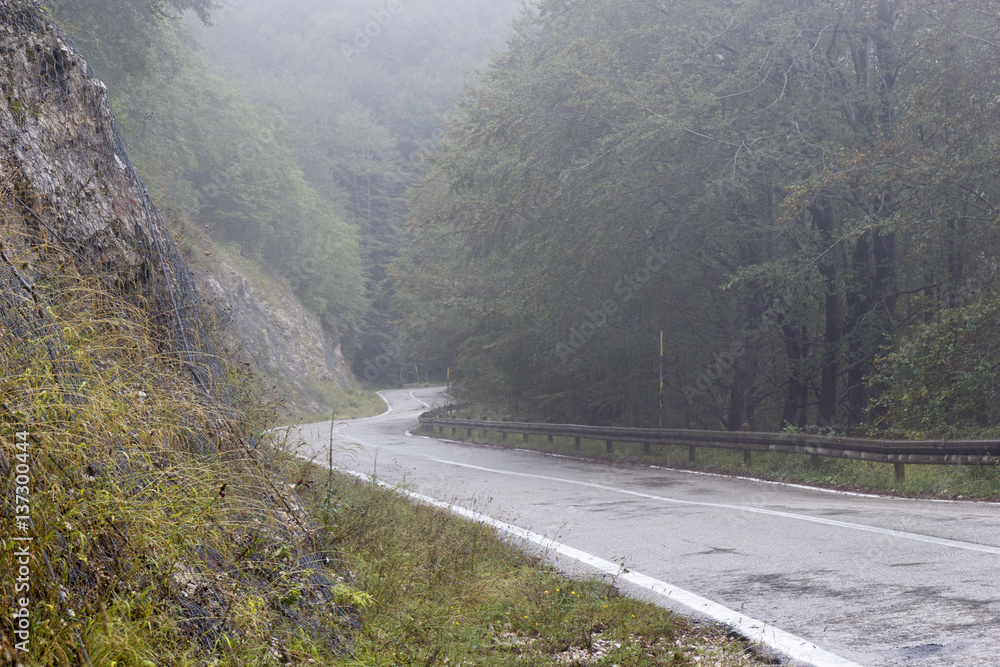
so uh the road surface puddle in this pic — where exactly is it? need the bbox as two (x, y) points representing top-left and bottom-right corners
(898, 643), (944, 659)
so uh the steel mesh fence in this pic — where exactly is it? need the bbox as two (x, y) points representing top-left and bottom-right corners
(1, 0), (228, 405)
(1, 1), (351, 659)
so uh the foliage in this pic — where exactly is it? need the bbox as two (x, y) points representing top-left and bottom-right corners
(50, 0), (1000, 437)
(873, 295), (1000, 438)
(53, 0), (523, 377)
(291, 464), (767, 665)
(52, 2), (366, 341)
(191, 0), (524, 372)
(391, 0), (1000, 436)
(48, 0), (216, 86)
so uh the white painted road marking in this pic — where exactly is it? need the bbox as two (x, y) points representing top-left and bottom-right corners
(298, 389), (1000, 666)
(408, 390), (430, 408)
(340, 468), (865, 667)
(338, 431), (1000, 556)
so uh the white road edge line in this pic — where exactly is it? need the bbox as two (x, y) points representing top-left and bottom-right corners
(342, 388), (995, 506)
(409, 390), (431, 408)
(273, 392), (394, 438)
(430, 457), (1000, 555)
(430, 439), (896, 500)
(299, 388), (434, 439)
(373, 391), (393, 417)
(335, 391), (395, 424)
(339, 468), (864, 667)
(438, 437), (995, 505)
(353, 430), (1000, 556)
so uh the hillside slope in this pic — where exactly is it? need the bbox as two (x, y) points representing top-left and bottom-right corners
(1, 3), (357, 663)
(193, 253), (363, 421)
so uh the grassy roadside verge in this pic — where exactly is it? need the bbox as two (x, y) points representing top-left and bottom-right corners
(414, 427), (1000, 501)
(295, 390), (388, 425)
(0, 231), (360, 664)
(287, 459), (768, 666)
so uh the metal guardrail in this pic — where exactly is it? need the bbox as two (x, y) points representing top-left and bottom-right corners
(418, 415), (1000, 481)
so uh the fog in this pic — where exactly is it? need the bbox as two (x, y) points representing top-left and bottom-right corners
(188, 0), (525, 377)
(53, 0), (1000, 436)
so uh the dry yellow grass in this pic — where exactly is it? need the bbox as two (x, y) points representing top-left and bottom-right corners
(0, 203), (358, 665)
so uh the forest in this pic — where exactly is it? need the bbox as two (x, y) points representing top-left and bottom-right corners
(390, 0), (1000, 438)
(51, 0), (1000, 439)
(50, 0), (519, 379)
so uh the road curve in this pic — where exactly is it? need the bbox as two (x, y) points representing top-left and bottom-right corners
(292, 388), (1000, 667)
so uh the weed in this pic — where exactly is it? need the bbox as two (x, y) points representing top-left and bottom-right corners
(0, 211), (357, 663)
(292, 463), (768, 666)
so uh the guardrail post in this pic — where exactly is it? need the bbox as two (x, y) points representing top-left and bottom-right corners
(416, 417), (993, 474)
(741, 424), (752, 465)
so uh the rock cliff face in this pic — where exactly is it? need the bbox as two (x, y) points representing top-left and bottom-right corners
(2, 3), (164, 276)
(0, 8), (354, 662)
(1, 1), (207, 383)
(194, 257), (353, 418)
(1, 1), (357, 413)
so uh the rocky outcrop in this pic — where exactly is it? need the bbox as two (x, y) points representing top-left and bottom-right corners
(194, 258), (353, 418)
(1, 1), (356, 415)
(1, 1), (219, 391)
(2, 2), (165, 278)
(0, 9), (356, 663)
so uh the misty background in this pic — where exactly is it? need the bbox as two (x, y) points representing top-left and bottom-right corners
(50, 0), (1000, 439)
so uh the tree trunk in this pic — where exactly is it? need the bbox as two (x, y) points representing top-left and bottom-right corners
(726, 200), (766, 432)
(811, 202), (840, 428)
(846, 235), (870, 428)
(727, 291), (763, 431)
(781, 321), (809, 428)
(947, 217), (964, 309)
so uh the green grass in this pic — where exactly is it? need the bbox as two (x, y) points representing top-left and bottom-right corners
(417, 426), (1000, 501)
(346, 391), (390, 419)
(287, 460), (766, 666)
(0, 225), (359, 664)
(302, 390), (387, 424)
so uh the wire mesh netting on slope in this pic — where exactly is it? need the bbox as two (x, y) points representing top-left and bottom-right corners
(0, 2), (357, 663)
(0, 0), (226, 408)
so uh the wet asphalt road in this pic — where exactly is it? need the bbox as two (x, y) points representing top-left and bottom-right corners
(292, 387), (1000, 667)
